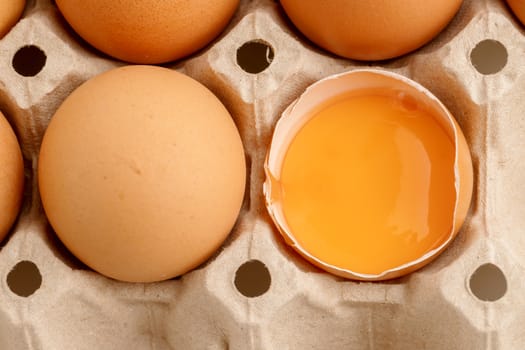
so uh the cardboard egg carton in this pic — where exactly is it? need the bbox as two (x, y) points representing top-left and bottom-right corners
(0, 0), (523, 348)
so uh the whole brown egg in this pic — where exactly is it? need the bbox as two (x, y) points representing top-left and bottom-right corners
(38, 66), (246, 283)
(55, 0), (240, 64)
(280, 0), (463, 61)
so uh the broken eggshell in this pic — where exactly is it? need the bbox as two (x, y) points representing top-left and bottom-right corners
(263, 69), (473, 281)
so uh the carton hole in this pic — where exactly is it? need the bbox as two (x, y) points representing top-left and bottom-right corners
(12, 45), (47, 77)
(236, 40), (274, 74)
(7, 260), (42, 297)
(234, 259), (271, 297)
(470, 39), (507, 75)
(469, 263), (507, 302)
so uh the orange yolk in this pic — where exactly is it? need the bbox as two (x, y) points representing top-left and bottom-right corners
(279, 92), (456, 275)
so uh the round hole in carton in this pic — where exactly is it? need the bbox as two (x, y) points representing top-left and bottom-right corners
(236, 40), (274, 74)
(470, 40), (507, 75)
(469, 263), (507, 302)
(6, 261), (42, 297)
(234, 259), (271, 297)
(12, 45), (47, 77)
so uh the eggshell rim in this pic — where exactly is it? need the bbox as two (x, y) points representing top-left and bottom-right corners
(263, 68), (471, 281)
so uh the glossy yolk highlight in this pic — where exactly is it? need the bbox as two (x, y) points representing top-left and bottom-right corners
(279, 93), (456, 275)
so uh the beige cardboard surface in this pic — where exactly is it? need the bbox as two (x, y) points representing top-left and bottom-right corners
(0, 0), (523, 349)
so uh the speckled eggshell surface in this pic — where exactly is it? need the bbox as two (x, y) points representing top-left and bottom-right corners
(38, 65), (246, 283)
(280, 0), (463, 60)
(55, 0), (240, 63)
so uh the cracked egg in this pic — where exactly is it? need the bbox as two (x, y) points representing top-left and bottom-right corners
(264, 69), (473, 281)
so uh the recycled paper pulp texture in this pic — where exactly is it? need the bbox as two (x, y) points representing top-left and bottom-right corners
(0, 0), (523, 349)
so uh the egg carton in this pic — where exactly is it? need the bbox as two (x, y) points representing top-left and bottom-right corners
(0, 0), (523, 349)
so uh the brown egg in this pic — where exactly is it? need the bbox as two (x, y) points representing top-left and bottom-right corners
(507, 0), (525, 26)
(280, 0), (463, 61)
(55, 0), (239, 64)
(38, 66), (246, 282)
(0, 0), (25, 39)
(0, 111), (24, 242)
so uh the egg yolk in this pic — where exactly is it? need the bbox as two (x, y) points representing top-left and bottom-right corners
(279, 92), (456, 275)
